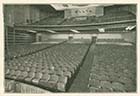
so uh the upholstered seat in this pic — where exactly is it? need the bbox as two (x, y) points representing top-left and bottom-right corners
(36, 67), (42, 72)
(63, 71), (72, 78)
(24, 72), (35, 82)
(6, 70), (16, 78)
(25, 67), (30, 72)
(11, 70), (22, 79)
(55, 70), (63, 76)
(5, 69), (10, 75)
(17, 71), (28, 80)
(57, 82), (66, 92)
(30, 67), (36, 72)
(58, 76), (68, 84)
(41, 73), (50, 80)
(32, 72), (43, 84)
(48, 74), (59, 82)
(19, 66), (25, 71)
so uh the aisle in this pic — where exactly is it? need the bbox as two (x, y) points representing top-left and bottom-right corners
(68, 43), (96, 92)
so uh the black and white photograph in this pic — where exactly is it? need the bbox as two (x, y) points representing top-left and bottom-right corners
(3, 3), (137, 93)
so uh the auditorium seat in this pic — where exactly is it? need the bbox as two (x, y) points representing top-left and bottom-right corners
(19, 66), (25, 71)
(5, 43), (90, 92)
(36, 67), (43, 72)
(6, 70), (16, 79)
(88, 44), (136, 92)
(5, 69), (10, 75)
(17, 71), (28, 81)
(44, 74), (59, 89)
(58, 76), (68, 84)
(55, 69), (64, 76)
(39, 73), (50, 82)
(6, 44), (53, 59)
(32, 72), (43, 84)
(63, 71), (72, 78)
(60, 11), (135, 25)
(25, 67), (30, 72)
(33, 16), (64, 25)
(48, 74), (59, 83)
(24, 72), (35, 83)
(30, 67), (36, 72)
(11, 70), (22, 79)
(57, 82), (66, 92)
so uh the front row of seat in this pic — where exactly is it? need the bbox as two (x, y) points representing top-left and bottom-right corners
(5, 44), (89, 92)
(5, 66), (70, 91)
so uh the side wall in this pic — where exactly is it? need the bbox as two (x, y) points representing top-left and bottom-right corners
(4, 5), (62, 26)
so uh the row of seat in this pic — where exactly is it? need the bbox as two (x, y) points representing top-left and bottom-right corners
(98, 14), (135, 23)
(96, 39), (125, 43)
(33, 16), (65, 25)
(67, 39), (91, 44)
(5, 79), (50, 93)
(29, 10), (135, 26)
(5, 44), (53, 59)
(61, 11), (135, 25)
(5, 43), (89, 92)
(88, 44), (136, 92)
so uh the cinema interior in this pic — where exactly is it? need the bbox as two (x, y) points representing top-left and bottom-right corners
(4, 4), (136, 93)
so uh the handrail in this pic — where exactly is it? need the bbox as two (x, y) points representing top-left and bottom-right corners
(15, 19), (136, 28)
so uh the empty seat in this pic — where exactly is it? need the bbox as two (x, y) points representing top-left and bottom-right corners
(39, 73), (50, 82)
(57, 82), (66, 92)
(43, 74), (59, 89)
(39, 74), (51, 89)
(48, 70), (55, 75)
(89, 86), (98, 92)
(48, 74), (59, 82)
(8, 65), (15, 70)
(32, 72), (43, 84)
(111, 82), (125, 92)
(10, 70), (21, 79)
(24, 72), (35, 83)
(32, 64), (37, 67)
(30, 67), (36, 72)
(63, 71), (72, 78)
(17, 71), (28, 80)
(26, 63), (32, 67)
(55, 70), (63, 76)
(13, 66), (18, 70)
(88, 45), (136, 92)
(36, 67), (42, 72)
(19, 66), (25, 71)
(36, 64), (43, 68)
(5, 70), (16, 79)
(25, 67), (30, 72)
(5, 69), (10, 75)
(58, 76), (68, 84)
(66, 66), (75, 74)
(5, 43), (90, 92)
(41, 68), (50, 74)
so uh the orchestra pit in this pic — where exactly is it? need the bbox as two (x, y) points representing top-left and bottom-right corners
(4, 4), (136, 93)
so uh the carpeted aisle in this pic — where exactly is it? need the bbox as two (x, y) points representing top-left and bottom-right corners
(68, 43), (96, 92)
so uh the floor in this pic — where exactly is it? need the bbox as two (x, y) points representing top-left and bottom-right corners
(68, 43), (96, 92)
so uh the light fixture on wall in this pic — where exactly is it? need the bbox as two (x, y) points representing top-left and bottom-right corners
(46, 29), (57, 33)
(70, 29), (80, 33)
(27, 30), (37, 33)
